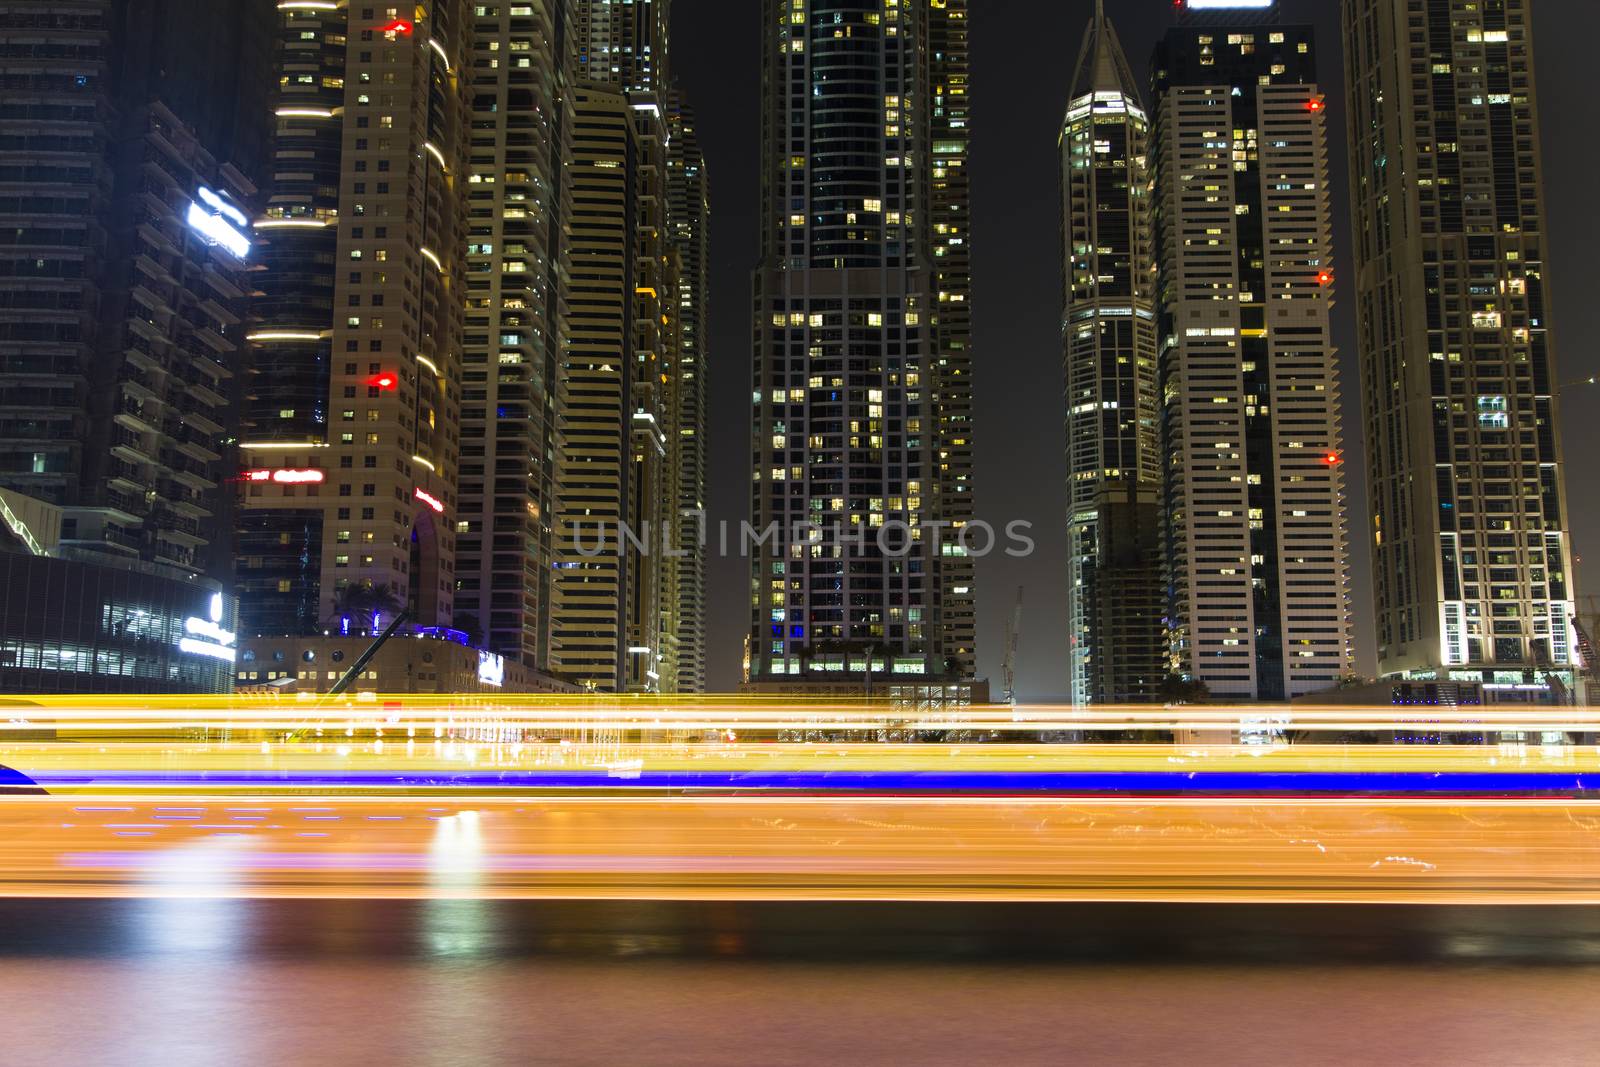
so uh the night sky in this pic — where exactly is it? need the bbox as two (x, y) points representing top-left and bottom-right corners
(669, 0), (1600, 700)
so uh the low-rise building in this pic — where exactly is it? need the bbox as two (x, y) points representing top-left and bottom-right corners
(1, 488), (235, 694)
(234, 631), (577, 696)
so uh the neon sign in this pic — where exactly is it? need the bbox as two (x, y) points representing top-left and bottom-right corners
(415, 487), (445, 514)
(244, 468), (325, 484)
(416, 486), (448, 515)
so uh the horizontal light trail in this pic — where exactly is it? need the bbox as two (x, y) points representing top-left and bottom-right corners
(7, 740), (1598, 797)
(2, 793), (1599, 903)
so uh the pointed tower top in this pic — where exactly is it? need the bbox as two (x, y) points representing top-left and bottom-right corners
(1069, 0), (1142, 104)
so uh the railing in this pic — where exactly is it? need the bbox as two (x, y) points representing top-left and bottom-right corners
(0, 492), (46, 556)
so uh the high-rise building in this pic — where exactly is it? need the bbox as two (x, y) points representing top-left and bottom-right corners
(1150, 19), (1355, 700)
(620, 94), (677, 694)
(554, 0), (683, 693)
(1060, 1), (1165, 704)
(548, 85), (637, 690)
(748, 0), (949, 686)
(929, 0), (975, 681)
(237, 2), (472, 639)
(455, 0), (570, 668)
(1344, 0), (1578, 699)
(0, 0), (269, 585)
(575, 0), (669, 92)
(667, 87), (710, 694)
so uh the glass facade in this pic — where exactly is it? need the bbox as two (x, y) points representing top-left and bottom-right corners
(0, 552), (234, 694)
(1345, 0), (1575, 697)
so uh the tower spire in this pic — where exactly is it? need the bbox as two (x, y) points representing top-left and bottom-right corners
(1070, 0), (1142, 103)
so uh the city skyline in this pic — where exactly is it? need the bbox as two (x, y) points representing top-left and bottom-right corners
(6, 3), (1600, 1056)
(672, 0), (1600, 698)
(3, 0), (1598, 700)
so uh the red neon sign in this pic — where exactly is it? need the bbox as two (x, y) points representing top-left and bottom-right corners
(244, 468), (325, 485)
(379, 19), (414, 35)
(415, 487), (444, 514)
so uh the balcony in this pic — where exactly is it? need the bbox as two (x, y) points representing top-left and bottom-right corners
(183, 375), (229, 409)
(114, 400), (159, 435)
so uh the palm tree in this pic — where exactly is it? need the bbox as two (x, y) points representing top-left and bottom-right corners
(329, 582), (405, 631)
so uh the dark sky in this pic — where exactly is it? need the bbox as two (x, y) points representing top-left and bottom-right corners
(670, 0), (1600, 700)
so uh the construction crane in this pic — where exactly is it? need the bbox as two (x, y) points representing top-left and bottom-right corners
(1001, 586), (1023, 706)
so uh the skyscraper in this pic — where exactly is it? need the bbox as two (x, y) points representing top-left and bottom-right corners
(667, 88), (710, 694)
(1060, 1), (1165, 705)
(555, 0), (685, 693)
(1151, 17), (1355, 700)
(455, 0), (570, 669)
(548, 85), (636, 690)
(238, 2), (472, 638)
(929, 0), (976, 681)
(748, 0), (947, 687)
(1344, 0), (1578, 700)
(0, 0), (269, 584)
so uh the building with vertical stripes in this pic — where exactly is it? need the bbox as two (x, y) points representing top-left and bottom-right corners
(548, 85), (636, 690)
(1151, 18), (1354, 699)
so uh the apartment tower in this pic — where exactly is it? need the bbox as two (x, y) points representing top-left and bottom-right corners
(237, 2), (472, 638)
(1060, 1), (1165, 704)
(454, 0), (569, 667)
(928, 0), (975, 680)
(1151, 17), (1355, 699)
(550, 0), (681, 692)
(0, 0), (269, 583)
(749, 0), (946, 685)
(667, 87), (710, 694)
(1343, 0), (1578, 699)
(548, 85), (636, 689)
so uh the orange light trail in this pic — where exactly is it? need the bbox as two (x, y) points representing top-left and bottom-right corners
(2, 794), (1599, 903)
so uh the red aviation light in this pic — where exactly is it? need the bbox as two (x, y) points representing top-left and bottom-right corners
(1324, 452), (1342, 466)
(244, 468), (325, 484)
(379, 19), (413, 35)
(415, 487), (445, 514)
(1317, 270), (1334, 287)
(367, 372), (399, 391)
(1307, 97), (1326, 113)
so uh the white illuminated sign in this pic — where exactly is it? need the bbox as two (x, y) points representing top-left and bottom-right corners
(187, 187), (251, 260)
(197, 186), (248, 227)
(477, 651), (505, 688)
(179, 592), (237, 662)
(1185, 0), (1275, 8)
